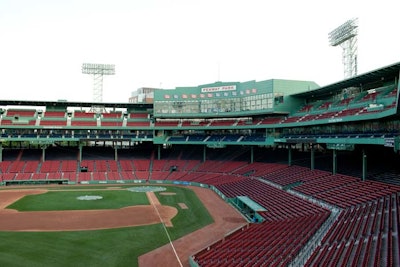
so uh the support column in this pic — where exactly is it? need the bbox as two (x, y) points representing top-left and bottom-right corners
(157, 145), (161, 160)
(0, 143), (3, 162)
(332, 149), (337, 175)
(362, 149), (367, 181)
(79, 143), (83, 162)
(250, 146), (254, 164)
(114, 143), (118, 161)
(203, 145), (206, 163)
(41, 145), (46, 162)
(288, 145), (292, 166)
(310, 144), (315, 170)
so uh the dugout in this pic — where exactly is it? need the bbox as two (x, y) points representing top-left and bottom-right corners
(232, 196), (266, 223)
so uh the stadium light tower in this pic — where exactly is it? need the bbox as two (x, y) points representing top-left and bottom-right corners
(329, 18), (358, 79)
(82, 63), (115, 103)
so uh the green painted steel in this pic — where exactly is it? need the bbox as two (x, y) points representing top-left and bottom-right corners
(0, 62), (398, 150)
(236, 196), (267, 212)
(153, 79), (318, 118)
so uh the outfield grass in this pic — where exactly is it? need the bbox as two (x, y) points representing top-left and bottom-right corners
(156, 186), (214, 240)
(0, 185), (214, 267)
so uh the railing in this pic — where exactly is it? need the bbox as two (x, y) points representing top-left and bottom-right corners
(287, 189), (341, 266)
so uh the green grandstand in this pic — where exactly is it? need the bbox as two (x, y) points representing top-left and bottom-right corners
(0, 61), (400, 266)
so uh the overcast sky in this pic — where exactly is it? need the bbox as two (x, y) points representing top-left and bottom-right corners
(0, 0), (399, 103)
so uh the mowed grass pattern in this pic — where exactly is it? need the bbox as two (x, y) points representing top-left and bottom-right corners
(0, 186), (214, 267)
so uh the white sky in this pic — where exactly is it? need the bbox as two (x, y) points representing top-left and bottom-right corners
(0, 0), (399, 103)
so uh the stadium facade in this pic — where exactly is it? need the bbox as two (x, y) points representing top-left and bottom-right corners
(0, 61), (400, 266)
(1, 62), (399, 177)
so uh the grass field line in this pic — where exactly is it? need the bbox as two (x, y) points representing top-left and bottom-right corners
(147, 191), (183, 267)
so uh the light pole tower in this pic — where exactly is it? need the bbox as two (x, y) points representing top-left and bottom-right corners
(329, 18), (358, 79)
(82, 63), (115, 103)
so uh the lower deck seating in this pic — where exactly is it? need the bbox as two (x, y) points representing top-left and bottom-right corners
(195, 213), (329, 267)
(0, 159), (399, 266)
(305, 194), (399, 266)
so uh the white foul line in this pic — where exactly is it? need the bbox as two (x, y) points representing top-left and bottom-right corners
(148, 192), (183, 267)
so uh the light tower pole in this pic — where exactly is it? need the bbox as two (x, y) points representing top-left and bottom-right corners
(329, 18), (358, 79)
(82, 63), (115, 103)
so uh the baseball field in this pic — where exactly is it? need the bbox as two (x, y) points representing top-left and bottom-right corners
(0, 185), (246, 267)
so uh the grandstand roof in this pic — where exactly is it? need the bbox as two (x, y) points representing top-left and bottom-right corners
(0, 100), (152, 109)
(292, 61), (400, 98)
